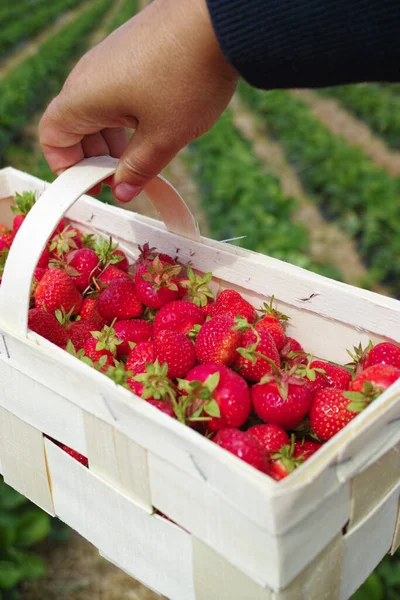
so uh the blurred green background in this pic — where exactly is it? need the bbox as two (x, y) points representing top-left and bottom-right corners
(0, 0), (399, 597)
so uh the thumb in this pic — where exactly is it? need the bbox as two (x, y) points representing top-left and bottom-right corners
(113, 128), (178, 203)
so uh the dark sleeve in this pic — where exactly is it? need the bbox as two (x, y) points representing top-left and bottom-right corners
(205, 0), (400, 89)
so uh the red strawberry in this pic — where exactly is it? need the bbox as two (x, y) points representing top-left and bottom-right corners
(146, 398), (175, 418)
(154, 300), (205, 336)
(129, 360), (177, 409)
(113, 249), (128, 271)
(363, 342), (400, 370)
(213, 429), (270, 474)
(28, 308), (68, 347)
(11, 191), (36, 235)
(12, 214), (25, 235)
(66, 320), (97, 351)
(114, 319), (153, 356)
(293, 357), (329, 395)
(92, 236), (129, 271)
(247, 424), (290, 453)
(60, 445), (88, 466)
(213, 289), (256, 323)
(202, 303), (217, 318)
(251, 371), (313, 430)
(79, 297), (107, 329)
(153, 330), (196, 379)
(33, 267), (46, 282)
(126, 341), (154, 376)
(255, 298), (289, 351)
(66, 248), (101, 292)
(98, 264), (130, 284)
(0, 238), (9, 253)
(293, 439), (322, 460)
(34, 269), (82, 315)
(82, 327), (119, 370)
(135, 256), (182, 309)
(37, 246), (50, 269)
(310, 360), (351, 390)
(310, 388), (358, 441)
(280, 337), (307, 367)
(235, 329), (280, 382)
(0, 233), (14, 248)
(269, 442), (306, 481)
(349, 364), (400, 393)
(97, 278), (142, 321)
(195, 316), (241, 366)
(137, 243), (175, 267)
(178, 363), (251, 431)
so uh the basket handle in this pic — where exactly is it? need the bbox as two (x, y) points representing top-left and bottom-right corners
(0, 155), (200, 338)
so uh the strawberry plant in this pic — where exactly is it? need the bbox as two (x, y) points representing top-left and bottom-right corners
(187, 110), (343, 281)
(239, 83), (400, 295)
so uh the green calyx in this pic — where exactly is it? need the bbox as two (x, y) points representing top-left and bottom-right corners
(49, 226), (79, 258)
(179, 267), (214, 307)
(345, 341), (373, 375)
(343, 380), (382, 413)
(133, 359), (177, 402)
(259, 295), (290, 324)
(272, 435), (303, 472)
(292, 355), (326, 382)
(188, 323), (202, 342)
(91, 321), (122, 355)
(104, 362), (133, 389)
(94, 236), (123, 268)
(54, 306), (75, 327)
(11, 191), (36, 216)
(141, 256), (182, 292)
(66, 339), (109, 371)
(176, 372), (221, 424)
(231, 315), (253, 333)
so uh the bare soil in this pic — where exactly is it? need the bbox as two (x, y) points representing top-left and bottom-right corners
(292, 89), (400, 176)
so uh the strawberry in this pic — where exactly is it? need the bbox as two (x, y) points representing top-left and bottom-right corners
(60, 445), (88, 466)
(349, 364), (400, 393)
(247, 424), (290, 453)
(49, 225), (82, 259)
(153, 330), (196, 379)
(65, 320), (97, 351)
(97, 278), (143, 321)
(255, 297), (289, 351)
(154, 300), (205, 336)
(11, 191), (36, 235)
(37, 246), (50, 269)
(213, 289), (256, 323)
(363, 342), (400, 370)
(28, 308), (68, 347)
(292, 357), (329, 395)
(34, 269), (82, 315)
(33, 267), (46, 282)
(113, 249), (128, 271)
(98, 264), (130, 284)
(309, 360), (351, 390)
(269, 440), (305, 481)
(0, 233), (14, 248)
(126, 341), (154, 376)
(65, 248), (101, 292)
(0, 238), (9, 253)
(82, 326), (120, 370)
(202, 303), (217, 318)
(114, 319), (153, 356)
(251, 369), (313, 430)
(293, 439), (322, 460)
(195, 316), (241, 366)
(146, 398), (175, 418)
(137, 243), (175, 267)
(130, 361), (177, 410)
(92, 236), (129, 271)
(178, 363), (251, 430)
(79, 297), (107, 329)
(179, 268), (215, 307)
(213, 429), (270, 474)
(310, 388), (358, 441)
(280, 337), (307, 367)
(135, 256), (182, 309)
(235, 328), (280, 382)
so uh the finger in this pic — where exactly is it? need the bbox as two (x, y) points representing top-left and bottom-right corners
(113, 127), (181, 203)
(41, 142), (85, 176)
(101, 127), (129, 158)
(82, 132), (110, 157)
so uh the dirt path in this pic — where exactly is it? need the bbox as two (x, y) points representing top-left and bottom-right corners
(292, 89), (400, 177)
(0, 0), (94, 81)
(229, 95), (387, 292)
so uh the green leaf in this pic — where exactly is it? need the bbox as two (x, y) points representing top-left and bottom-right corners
(204, 399), (221, 418)
(15, 510), (50, 547)
(13, 550), (46, 580)
(0, 484), (27, 512)
(205, 372), (220, 393)
(0, 562), (22, 590)
(0, 525), (16, 553)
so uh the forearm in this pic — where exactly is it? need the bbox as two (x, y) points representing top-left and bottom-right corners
(206, 0), (400, 89)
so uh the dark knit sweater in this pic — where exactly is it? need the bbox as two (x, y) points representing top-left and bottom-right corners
(206, 0), (400, 89)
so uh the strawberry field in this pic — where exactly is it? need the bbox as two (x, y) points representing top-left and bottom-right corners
(1, 1), (400, 599)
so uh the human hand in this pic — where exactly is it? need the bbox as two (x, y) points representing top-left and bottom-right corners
(39, 0), (238, 202)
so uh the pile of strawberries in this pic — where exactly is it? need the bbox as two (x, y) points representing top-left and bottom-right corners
(2, 191), (400, 480)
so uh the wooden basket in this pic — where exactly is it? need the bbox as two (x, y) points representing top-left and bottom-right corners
(0, 156), (399, 600)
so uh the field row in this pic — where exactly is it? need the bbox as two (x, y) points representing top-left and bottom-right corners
(239, 83), (400, 296)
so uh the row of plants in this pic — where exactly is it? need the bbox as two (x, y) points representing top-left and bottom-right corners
(0, 0), (51, 31)
(239, 83), (400, 295)
(0, 0), (112, 165)
(105, 0), (138, 34)
(186, 109), (342, 281)
(319, 84), (400, 149)
(0, 0), (84, 60)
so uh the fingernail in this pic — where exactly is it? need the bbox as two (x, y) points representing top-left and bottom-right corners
(114, 183), (142, 203)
